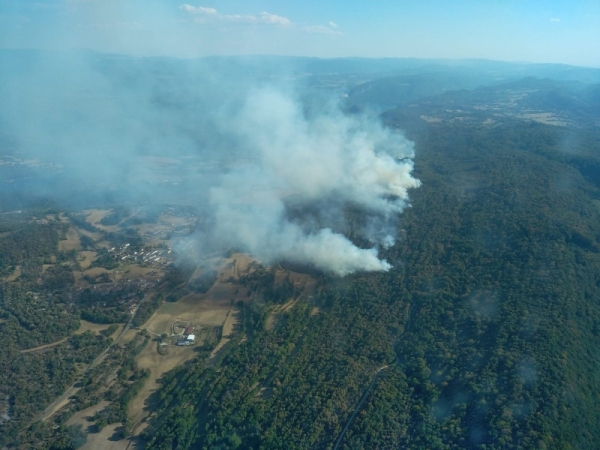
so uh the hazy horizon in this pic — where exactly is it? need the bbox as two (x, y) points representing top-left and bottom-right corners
(1, 1), (599, 67)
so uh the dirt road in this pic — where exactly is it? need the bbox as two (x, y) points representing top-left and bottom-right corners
(37, 308), (138, 422)
(333, 302), (415, 450)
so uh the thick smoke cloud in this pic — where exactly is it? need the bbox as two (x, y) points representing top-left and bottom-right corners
(0, 51), (420, 276)
(212, 88), (420, 275)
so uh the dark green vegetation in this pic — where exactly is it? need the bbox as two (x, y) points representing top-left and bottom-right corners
(1, 52), (600, 449)
(0, 290), (112, 446)
(142, 119), (600, 449)
(0, 210), (164, 448)
(0, 220), (110, 447)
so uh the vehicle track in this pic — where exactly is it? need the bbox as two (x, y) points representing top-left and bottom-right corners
(333, 301), (415, 450)
(36, 305), (139, 422)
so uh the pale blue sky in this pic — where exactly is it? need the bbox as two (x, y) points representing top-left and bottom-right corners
(1, 0), (599, 66)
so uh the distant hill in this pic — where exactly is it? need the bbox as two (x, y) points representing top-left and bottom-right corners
(384, 77), (600, 128)
(344, 73), (488, 112)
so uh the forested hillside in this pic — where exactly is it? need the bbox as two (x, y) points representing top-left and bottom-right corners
(142, 120), (600, 449)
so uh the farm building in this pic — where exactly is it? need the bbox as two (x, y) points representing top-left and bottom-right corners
(185, 325), (194, 336)
(176, 334), (195, 346)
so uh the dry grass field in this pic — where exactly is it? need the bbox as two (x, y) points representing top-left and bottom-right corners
(78, 251), (98, 270)
(66, 400), (143, 450)
(127, 341), (200, 436)
(83, 209), (119, 232)
(75, 320), (120, 337)
(157, 214), (189, 226)
(59, 226), (82, 251)
(58, 252), (313, 445)
(126, 254), (255, 433)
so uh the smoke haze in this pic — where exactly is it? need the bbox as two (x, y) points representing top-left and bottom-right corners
(0, 50), (419, 275)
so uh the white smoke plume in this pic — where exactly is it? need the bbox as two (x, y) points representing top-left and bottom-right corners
(0, 51), (420, 276)
(210, 88), (420, 275)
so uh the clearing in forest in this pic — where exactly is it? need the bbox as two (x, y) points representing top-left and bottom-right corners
(59, 226), (82, 251)
(83, 209), (120, 232)
(78, 251), (98, 270)
(127, 254), (253, 435)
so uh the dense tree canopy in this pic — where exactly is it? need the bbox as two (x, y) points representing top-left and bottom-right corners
(143, 120), (600, 449)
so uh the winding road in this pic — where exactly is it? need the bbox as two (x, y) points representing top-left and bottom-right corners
(333, 302), (415, 450)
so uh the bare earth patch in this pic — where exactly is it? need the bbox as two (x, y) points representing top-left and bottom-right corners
(6, 266), (21, 282)
(79, 423), (131, 450)
(68, 400), (145, 450)
(66, 400), (110, 430)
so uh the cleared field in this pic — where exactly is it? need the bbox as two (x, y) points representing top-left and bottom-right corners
(84, 209), (120, 232)
(121, 264), (162, 279)
(79, 423), (131, 450)
(420, 115), (443, 123)
(82, 267), (111, 278)
(66, 400), (143, 449)
(78, 251), (98, 270)
(157, 214), (189, 226)
(75, 320), (116, 336)
(127, 255), (254, 434)
(142, 289), (233, 336)
(78, 228), (104, 243)
(66, 400), (109, 430)
(128, 340), (199, 435)
(59, 227), (82, 251)
(94, 240), (112, 250)
(84, 209), (112, 224)
(142, 254), (255, 336)
(517, 112), (566, 126)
